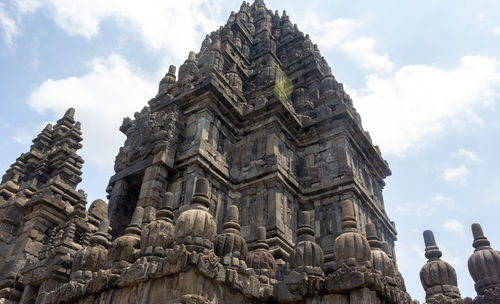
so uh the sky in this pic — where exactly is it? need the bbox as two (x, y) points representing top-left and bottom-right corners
(1, 0), (499, 301)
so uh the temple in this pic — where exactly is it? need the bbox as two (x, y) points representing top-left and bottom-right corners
(0, 1), (498, 303)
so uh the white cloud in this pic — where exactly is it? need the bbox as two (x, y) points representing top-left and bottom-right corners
(11, 121), (50, 144)
(16, 0), (41, 14)
(442, 166), (469, 183)
(0, 0), (42, 48)
(438, 245), (466, 269)
(395, 194), (458, 217)
(350, 56), (500, 156)
(340, 37), (393, 72)
(494, 27), (500, 35)
(443, 219), (465, 236)
(298, 12), (392, 73)
(27, 55), (157, 173)
(298, 11), (360, 49)
(31, 0), (224, 62)
(299, 12), (500, 155)
(452, 148), (480, 162)
(0, 3), (18, 47)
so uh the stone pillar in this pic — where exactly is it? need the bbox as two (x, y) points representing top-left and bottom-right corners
(195, 110), (213, 142)
(208, 119), (219, 148)
(137, 164), (168, 209)
(266, 183), (288, 259)
(468, 223), (500, 300)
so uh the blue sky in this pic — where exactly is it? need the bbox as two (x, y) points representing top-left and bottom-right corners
(1, 0), (499, 301)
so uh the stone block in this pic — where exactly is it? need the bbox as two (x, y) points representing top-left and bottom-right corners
(321, 294), (348, 304)
(350, 287), (380, 304)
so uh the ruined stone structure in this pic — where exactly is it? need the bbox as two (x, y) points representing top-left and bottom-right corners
(0, 1), (499, 303)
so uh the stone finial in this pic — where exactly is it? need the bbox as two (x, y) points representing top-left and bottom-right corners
(341, 199), (357, 231)
(228, 11), (236, 23)
(175, 178), (217, 252)
(125, 206), (144, 236)
(214, 205), (248, 268)
(199, 35), (223, 72)
(90, 218), (111, 247)
(211, 35), (221, 50)
(43, 123), (53, 132)
(320, 67), (336, 97)
(288, 211), (324, 278)
(255, 226), (269, 249)
(140, 192), (176, 257)
(366, 222), (394, 278)
(247, 226), (276, 278)
(106, 206), (144, 270)
(168, 65), (176, 75)
(333, 200), (371, 269)
(72, 219), (110, 279)
(158, 65), (177, 95)
(303, 34), (313, 52)
(225, 205), (239, 227)
(64, 107), (76, 119)
(366, 222), (380, 245)
(195, 177), (209, 196)
(420, 230), (461, 301)
(240, 1), (249, 12)
(423, 230), (442, 260)
(157, 192), (174, 222)
(191, 177), (210, 209)
(201, 35), (210, 51)
(297, 210), (314, 242)
(471, 223), (492, 251)
(178, 51), (199, 83)
(226, 63), (243, 92)
(468, 223), (500, 296)
(188, 51), (197, 62)
(143, 206), (156, 224)
(88, 199), (108, 223)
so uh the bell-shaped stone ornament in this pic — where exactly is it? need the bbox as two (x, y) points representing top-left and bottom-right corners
(175, 178), (217, 252)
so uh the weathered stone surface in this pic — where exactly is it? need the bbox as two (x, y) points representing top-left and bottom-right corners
(1, 1), (496, 304)
(214, 205), (248, 269)
(247, 226), (277, 280)
(467, 224), (500, 298)
(333, 200), (371, 270)
(366, 222), (394, 278)
(175, 178), (217, 253)
(420, 230), (462, 303)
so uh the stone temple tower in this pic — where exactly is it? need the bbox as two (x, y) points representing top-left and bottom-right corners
(107, 0), (395, 268)
(16, 0), (500, 303)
